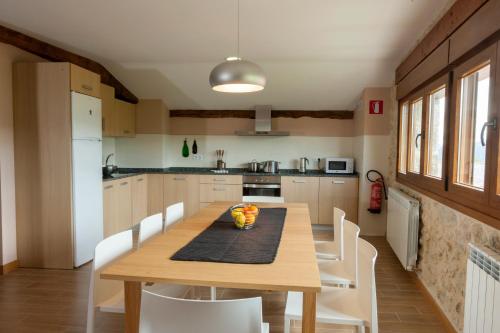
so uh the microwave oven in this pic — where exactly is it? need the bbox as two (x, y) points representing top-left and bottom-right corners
(321, 158), (354, 174)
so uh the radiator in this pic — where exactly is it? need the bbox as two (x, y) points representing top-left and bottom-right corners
(464, 243), (500, 333)
(386, 187), (420, 270)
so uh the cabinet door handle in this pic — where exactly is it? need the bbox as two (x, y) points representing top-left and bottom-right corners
(81, 84), (93, 91)
(120, 182), (128, 186)
(124, 130), (130, 134)
(173, 177), (185, 181)
(293, 180), (306, 183)
(213, 179), (226, 182)
(137, 178), (144, 182)
(333, 180), (345, 184)
(104, 185), (113, 189)
(213, 188), (226, 191)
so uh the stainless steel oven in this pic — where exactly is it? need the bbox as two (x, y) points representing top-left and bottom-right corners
(242, 175), (281, 197)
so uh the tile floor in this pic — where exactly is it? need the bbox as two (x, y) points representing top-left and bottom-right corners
(0, 231), (448, 332)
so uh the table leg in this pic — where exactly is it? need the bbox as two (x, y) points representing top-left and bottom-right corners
(302, 291), (316, 333)
(124, 281), (141, 333)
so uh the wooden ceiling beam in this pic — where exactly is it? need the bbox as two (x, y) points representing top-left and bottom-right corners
(170, 110), (354, 119)
(396, 0), (489, 83)
(0, 24), (138, 103)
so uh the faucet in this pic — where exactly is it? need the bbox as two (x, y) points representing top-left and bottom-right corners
(105, 153), (114, 166)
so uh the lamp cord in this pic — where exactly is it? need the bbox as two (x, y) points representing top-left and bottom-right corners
(237, 0), (240, 58)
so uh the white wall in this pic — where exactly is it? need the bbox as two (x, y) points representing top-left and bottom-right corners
(356, 135), (391, 235)
(115, 134), (167, 168)
(165, 135), (354, 169)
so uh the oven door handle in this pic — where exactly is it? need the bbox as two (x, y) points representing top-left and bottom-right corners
(243, 184), (281, 189)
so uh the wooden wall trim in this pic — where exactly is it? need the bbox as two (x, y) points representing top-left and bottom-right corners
(1, 260), (19, 275)
(396, 0), (489, 83)
(0, 24), (138, 103)
(170, 110), (354, 119)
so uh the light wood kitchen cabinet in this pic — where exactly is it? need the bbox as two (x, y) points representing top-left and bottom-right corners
(116, 178), (133, 231)
(70, 64), (100, 98)
(148, 174), (164, 215)
(132, 175), (148, 225)
(164, 174), (200, 218)
(199, 175), (243, 185)
(319, 177), (359, 225)
(199, 175), (242, 204)
(281, 177), (320, 224)
(103, 181), (120, 238)
(115, 99), (136, 137)
(101, 83), (116, 137)
(200, 184), (242, 203)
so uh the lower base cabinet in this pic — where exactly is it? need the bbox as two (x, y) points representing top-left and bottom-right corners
(164, 174), (200, 218)
(318, 177), (359, 224)
(147, 174), (164, 215)
(103, 175), (148, 238)
(132, 175), (148, 226)
(281, 177), (320, 224)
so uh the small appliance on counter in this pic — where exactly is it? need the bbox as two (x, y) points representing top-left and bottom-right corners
(321, 157), (355, 174)
(299, 157), (309, 173)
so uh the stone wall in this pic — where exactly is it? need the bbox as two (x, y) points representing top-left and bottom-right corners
(387, 88), (500, 332)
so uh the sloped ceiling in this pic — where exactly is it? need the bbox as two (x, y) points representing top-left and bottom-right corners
(0, 0), (454, 109)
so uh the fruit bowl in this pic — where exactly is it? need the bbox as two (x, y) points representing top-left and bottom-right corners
(230, 204), (259, 229)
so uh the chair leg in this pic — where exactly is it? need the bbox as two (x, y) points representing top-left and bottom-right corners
(357, 325), (365, 333)
(284, 316), (291, 333)
(210, 286), (216, 300)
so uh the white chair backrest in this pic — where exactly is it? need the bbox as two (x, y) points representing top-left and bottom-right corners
(242, 196), (285, 204)
(342, 220), (360, 286)
(333, 208), (346, 260)
(138, 213), (163, 245)
(356, 238), (378, 333)
(165, 202), (184, 228)
(87, 230), (133, 333)
(140, 290), (264, 333)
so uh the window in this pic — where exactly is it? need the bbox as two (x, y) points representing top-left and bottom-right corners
(408, 98), (423, 174)
(398, 102), (409, 174)
(425, 86), (446, 179)
(455, 63), (490, 190)
(397, 44), (500, 227)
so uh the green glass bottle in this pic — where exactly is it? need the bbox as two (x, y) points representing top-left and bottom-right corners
(182, 138), (189, 158)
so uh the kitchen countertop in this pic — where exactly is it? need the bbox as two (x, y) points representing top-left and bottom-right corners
(103, 167), (359, 182)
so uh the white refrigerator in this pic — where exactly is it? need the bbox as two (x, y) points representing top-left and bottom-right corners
(71, 91), (104, 267)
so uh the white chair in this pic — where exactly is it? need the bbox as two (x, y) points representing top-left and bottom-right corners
(318, 220), (360, 287)
(86, 230), (133, 333)
(138, 213), (163, 245)
(242, 196), (285, 203)
(284, 238), (378, 333)
(139, 290), (269, 333)
(138, 213), (192, 299)
(165, 202), (184, 229)
(314, 207), (346, 260)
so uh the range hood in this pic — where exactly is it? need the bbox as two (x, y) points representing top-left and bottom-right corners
(235, 105), (290, 136)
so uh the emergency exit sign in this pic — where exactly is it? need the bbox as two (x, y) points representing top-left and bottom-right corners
(369, 100), (383, 115)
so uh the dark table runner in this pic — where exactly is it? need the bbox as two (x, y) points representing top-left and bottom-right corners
(171, 207), (287, 264)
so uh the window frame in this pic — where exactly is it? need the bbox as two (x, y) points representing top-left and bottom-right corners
(396, 42), (500, 227)
(448, 45), (497, 207)
(421, 74), (450, 193)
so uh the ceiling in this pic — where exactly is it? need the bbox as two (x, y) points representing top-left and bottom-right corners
(0, 0), (454, 110)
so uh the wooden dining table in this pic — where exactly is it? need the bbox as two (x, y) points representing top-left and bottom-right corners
(100, 202), (322, 333)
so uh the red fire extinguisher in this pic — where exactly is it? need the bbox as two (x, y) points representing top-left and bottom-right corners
(366, 170), (387, 214)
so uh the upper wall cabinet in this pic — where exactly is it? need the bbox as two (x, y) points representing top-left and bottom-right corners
(101, 83), (116, 136)
(115, 99), (136, 137)
(70, 64), (100, 98)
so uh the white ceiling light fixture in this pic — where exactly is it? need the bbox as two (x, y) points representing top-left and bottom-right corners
(209, 0), (266, 93)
